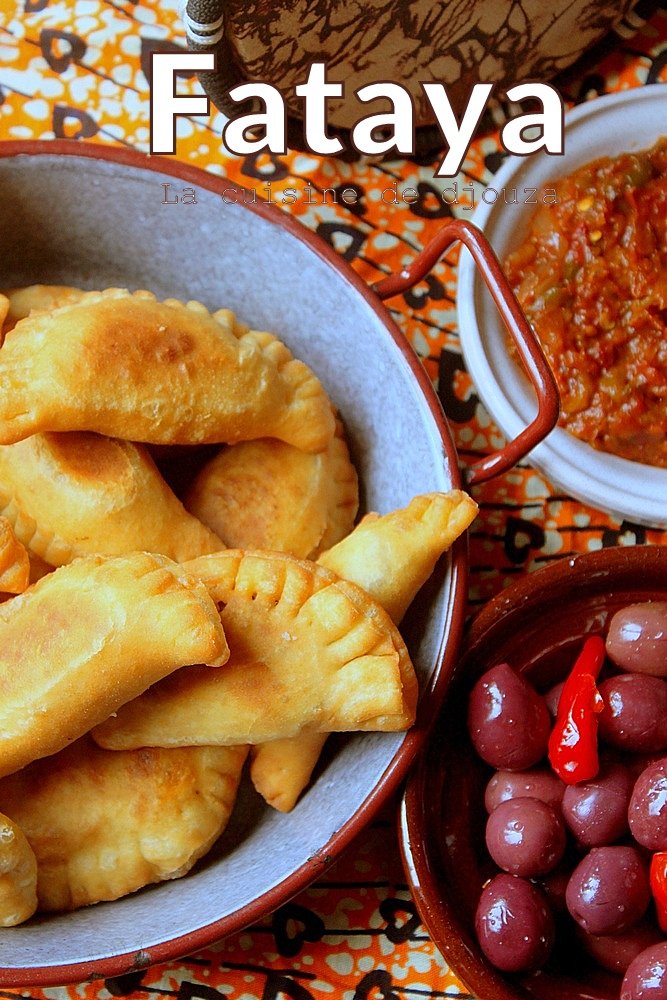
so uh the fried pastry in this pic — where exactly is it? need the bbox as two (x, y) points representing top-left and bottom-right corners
(0, 813), (37, 925)
(0, 289), (334, 451)
(93, 549), (417, 750)
(0, 516), (29, 595)
(319, 489), (478, 622)
(0, 551), (228, 778)
(0, 738), (247, 911)
(1, 284), (86, 334)
(0, 431), (224, 567)
(251, 490), (478, 811)
(184, 414), (358, 559)
(248, 732), (326, 813)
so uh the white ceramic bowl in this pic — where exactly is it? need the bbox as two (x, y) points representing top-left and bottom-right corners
(0, 141), (470, 986)
(457, 85), (667, 529)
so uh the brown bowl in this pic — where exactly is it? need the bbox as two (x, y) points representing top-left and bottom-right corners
(399, 544), (667, 1000)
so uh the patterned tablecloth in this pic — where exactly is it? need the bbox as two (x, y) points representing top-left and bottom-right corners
(1, 1), (666, 997)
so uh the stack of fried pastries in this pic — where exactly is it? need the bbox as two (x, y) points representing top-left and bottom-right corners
(0, 284), (478, 924)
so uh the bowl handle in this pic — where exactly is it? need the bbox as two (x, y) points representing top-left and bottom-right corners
(372, 218), (559, 485)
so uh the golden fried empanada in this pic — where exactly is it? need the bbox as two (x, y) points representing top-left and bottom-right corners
(1, 284), (86, 334)
(248, 732), (326, 813)
(0, 516), (29, 595)
(185, 414), (358, 559)
(319, 490), (478, 622)
(0, 551), (228, 778)
(0, 431), (223, 567)
(93, 550), (417, 750)
(251, 490), (478, 811)
(0, 738), (247, 911)
(0, 289), (334, 451)
(0, 813), (37, 925)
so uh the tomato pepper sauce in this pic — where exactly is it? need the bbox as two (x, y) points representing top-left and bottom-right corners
(504, 138), (667, 467)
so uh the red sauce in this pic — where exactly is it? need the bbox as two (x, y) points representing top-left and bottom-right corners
(505, 138), (667, 467)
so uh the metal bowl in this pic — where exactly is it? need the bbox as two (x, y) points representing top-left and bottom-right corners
(0, 139), (558, 985)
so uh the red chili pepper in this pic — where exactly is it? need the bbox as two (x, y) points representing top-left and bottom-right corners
(547, 636), (605, 785)
(557, 634), (605, 706)
(650, 852), (667, 932)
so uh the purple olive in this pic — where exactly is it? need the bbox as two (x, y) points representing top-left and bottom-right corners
(599, 674), (667, 753)
(628, 759), (667, 850)
(565, 845), (650, 935)
(622, 942), (667, 999)
(539, 865), (571, 915)
(627, 752), (665, 780)
(578, 919), (664, 975)
(544, 680), (564, 717)
(561, 761), (634, 846)
(607, 602), (667, 677)
(485, 797), (566, 876)
(467, 663), (551, 770)
(484, 767), (565, 814)
(475, 873), (555, 973)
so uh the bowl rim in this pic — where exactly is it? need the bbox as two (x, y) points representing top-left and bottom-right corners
(0, 138), (469, 986)
(456, 85), (667, 529)
(399, 543), (667, 1000)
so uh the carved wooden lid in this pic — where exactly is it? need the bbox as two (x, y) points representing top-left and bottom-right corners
(185, 0), (655, 149)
